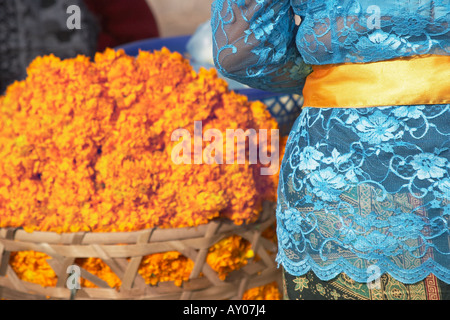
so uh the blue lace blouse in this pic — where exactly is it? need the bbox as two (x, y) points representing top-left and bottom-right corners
(212, 0), (450, 285)
(212, 0), (450, 94)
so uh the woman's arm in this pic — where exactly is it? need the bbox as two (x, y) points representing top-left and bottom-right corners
(211, 0), (312, 94)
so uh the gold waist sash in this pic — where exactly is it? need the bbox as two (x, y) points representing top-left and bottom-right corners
(302, 55), (450, 108)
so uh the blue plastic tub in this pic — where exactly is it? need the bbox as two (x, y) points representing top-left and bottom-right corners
(117, 35), (191, 58)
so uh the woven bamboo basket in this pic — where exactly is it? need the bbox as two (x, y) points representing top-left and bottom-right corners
(0, 201), (280, 300)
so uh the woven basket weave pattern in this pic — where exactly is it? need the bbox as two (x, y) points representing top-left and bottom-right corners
(0, 201), (280, 300)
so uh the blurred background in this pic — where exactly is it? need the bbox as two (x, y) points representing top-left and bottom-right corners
(0, 0), (214, 93)
(146, 0), (213, 37)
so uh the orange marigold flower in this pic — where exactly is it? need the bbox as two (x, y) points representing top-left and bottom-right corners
(1, 48), (285, 300)
(242, 282), (282, 300)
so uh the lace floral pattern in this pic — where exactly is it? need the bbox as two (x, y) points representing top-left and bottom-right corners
(212, 0), (450, 92)
(298, 0), (450, 64)
(211, 0), (312, 94)
(276, 106), (450, 284)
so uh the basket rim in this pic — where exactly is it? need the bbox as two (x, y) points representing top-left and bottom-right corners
(0, 201), (276, 246)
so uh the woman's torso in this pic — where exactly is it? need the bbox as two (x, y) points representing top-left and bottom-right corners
(292, 0), (450, 64)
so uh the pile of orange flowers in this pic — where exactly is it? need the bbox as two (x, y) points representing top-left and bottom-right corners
(0, 48), (284, 299)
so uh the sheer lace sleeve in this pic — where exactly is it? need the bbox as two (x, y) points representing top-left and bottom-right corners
(211, 0), (312, 94)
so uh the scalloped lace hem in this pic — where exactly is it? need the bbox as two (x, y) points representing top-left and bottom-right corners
(276, 252), (450, 285)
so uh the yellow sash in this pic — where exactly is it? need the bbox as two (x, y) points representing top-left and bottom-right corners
(302, 55), (450, 108)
